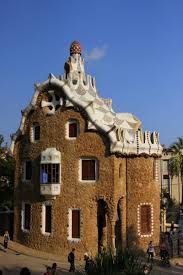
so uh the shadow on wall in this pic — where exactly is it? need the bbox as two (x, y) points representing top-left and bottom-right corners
(127, 225), (145, 256)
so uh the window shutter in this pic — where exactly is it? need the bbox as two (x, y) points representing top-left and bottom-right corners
(140, 205), (151, 234)
(45, 205), (52, 233)
(69, 123), (77, 137)
(82, 160), (95, 180)
(72, 210), (80, 238)
(24, 204), (31, 230)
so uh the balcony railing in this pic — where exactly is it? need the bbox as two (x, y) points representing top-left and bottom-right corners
(40, 183), (60, 197)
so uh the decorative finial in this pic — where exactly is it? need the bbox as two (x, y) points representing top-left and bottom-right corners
(70, 41), (82, 55)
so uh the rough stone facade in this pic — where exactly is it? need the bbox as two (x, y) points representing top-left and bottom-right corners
(12, 41), (161, 257)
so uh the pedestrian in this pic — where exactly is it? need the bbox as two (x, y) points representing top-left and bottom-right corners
(68, 248), (75, 272)
(51, 263), (58, 275)
(20, 267), (31, 275)
(3, 230), (10, 251)
(0, 270), (3, 275)
(44, 266), (51, 275)
(84, 253), (90, 272)
(147, 241), (155, 263)
(170, 221), (174, 233)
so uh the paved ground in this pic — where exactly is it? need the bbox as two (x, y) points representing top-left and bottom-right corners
(0, 246), (83, 274)
(0, 241), (183, 274)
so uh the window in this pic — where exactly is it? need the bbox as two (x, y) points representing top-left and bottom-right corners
(140, 205), (151, 235)
(163, 160), (169, 175)
(66, 120), (79, 139)
(42, 204), (52, 234)
(68, 209), (81, 240)
(33, 124), (40, 141)
(30, 123), (40, 142)
(23, 161), (32, 181)
(40, 148), (61, 185)
(81, 159), (98, 181)
(22, 203), (31, 231)
(162, 175), (169, 192)
(72, 210), (80, 238)
(40, 164), (60, 183)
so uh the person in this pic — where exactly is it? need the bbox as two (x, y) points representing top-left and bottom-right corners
(160, 242), (167, 260)
(3, 230), (10, 251)
(170, 221), (174, 233)
(0, 270), (3, 275)
(147, 241), (155, 263)
(20, 267), (31, 275)
(84, 253), (90, 272)
(68, 248), (75, 272)
(51, 263), (58, 275)
(44, 266), (51, 275)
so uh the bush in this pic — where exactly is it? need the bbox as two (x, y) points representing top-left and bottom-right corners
(83, 248), (145, 275)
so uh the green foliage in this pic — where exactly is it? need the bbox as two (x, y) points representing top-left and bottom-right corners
(0, 134), (15, 209)
(166, 198), (180, 223)
(169, 137), (183, 181)
(83, 249), (145, 275)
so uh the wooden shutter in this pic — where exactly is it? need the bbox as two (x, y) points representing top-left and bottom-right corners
(140, 205), (151, 234)
(69, 122), (77, 137)
(45, 205), (52, 233)
(26, 161), (32, 181)
(82, 160), (95, 180)
(72, 210), (80, 238)
(24, 204), (31, 230)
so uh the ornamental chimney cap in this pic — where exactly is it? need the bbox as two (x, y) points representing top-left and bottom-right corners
(70, 41), (82, 55)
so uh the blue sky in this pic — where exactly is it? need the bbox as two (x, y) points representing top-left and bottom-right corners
(0, 0), (183, 146)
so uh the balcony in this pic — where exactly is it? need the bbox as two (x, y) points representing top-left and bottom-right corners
(40, 183), (60, 197)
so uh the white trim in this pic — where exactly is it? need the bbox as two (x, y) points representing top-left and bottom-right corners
(137, 203), (154, 238)
(79, 158), (98, 183)
(21, 201), (31, 233)
(67, 208), (81, 241)
(41, 148), (61, 164)
(41, 202), (52, 236)
(65, 119), (80, 140)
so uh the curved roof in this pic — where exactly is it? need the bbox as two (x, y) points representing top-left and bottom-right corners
(11, 51), (162, 156)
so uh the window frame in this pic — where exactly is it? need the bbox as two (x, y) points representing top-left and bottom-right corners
(21, 202), (31, 233)
(40, 163), (60, 184)
(79, 158), (98, 182)
(66, 119), (79, 140)
(137, 203), (153, 238)
(41, 202), (52, 236)
(68, 208), (81, 241)
(30, 122), (40, 143)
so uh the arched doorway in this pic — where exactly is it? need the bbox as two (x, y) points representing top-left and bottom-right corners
(115, 200), (122, 251)
(97, 199), (108, 250)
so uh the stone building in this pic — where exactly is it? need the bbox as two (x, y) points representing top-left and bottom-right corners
(161, 149), (182, 205)
(11, 41), (162, 256)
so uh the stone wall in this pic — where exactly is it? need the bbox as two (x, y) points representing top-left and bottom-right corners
(14, 99), (118, 257)
(126, 157), (160, 252)
(13, 91), (160, 256)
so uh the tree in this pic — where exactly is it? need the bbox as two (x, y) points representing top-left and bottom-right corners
(0, 134), (15, 209)
(169, 137), (183, 205)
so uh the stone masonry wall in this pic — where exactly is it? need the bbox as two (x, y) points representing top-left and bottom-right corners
(13, 93), (119, 257)
(126, 157), (160, 252)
